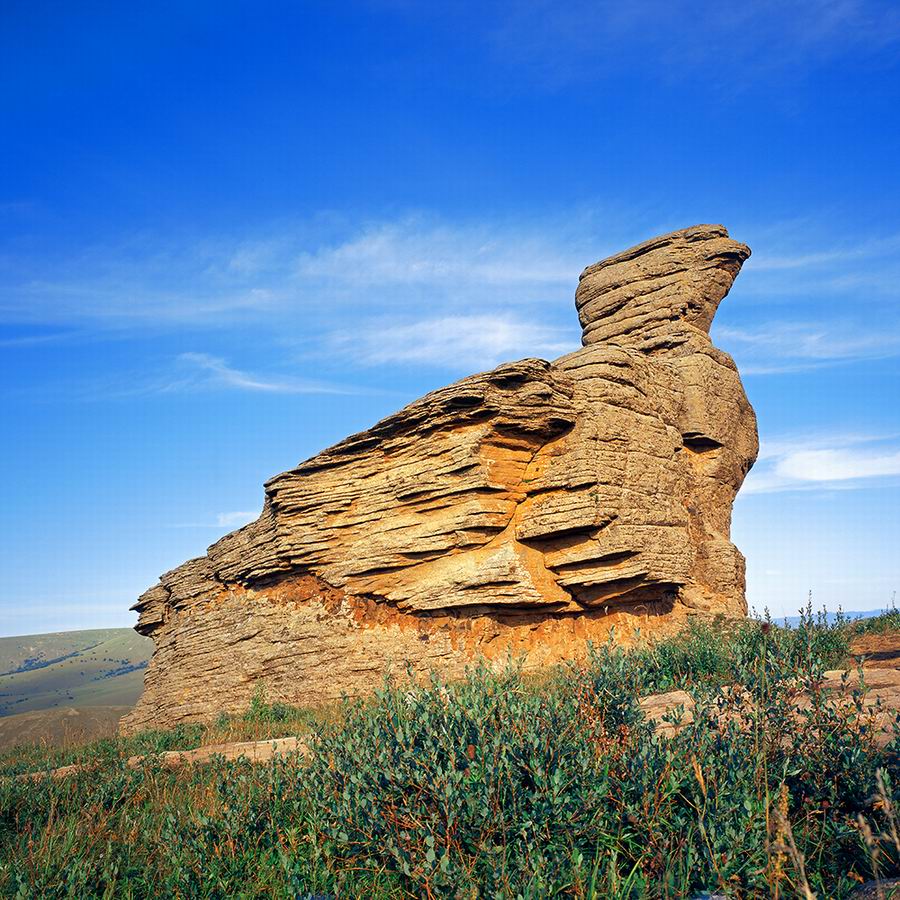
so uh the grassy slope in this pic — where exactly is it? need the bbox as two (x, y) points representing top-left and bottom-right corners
(0, 628), (151, 716)
(0, 706), (133, 753)
(0, 628), (128, 672)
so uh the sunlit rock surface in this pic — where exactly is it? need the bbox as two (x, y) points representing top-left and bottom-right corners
(123, 224), (757, 732)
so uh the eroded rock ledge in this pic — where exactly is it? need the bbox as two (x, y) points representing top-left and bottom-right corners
(122, 225), (758, 733)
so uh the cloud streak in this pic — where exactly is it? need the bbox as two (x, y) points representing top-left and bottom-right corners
(5, 212), (900, 389)
(174, 353), (353, 395)
(777, 448), (900, 481)
(331, 313), (575, 370)
(749, 232), (900, 272)
(733, 224), (900, 300)
(216, 510), (258, 528)
(479, 0), (900, 89)
(32, 352), (367, 401)
(0, 214), (600, 334)
(715, 321), (900, 374)
(294, 218), (582, 288)
(742, 433), (900, 494)
(170, 510), (259, 529)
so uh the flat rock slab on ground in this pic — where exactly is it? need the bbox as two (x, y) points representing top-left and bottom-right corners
(639, 666), (900, 745)
(851, 633), (900, 667)
(15, 735), (307, 782)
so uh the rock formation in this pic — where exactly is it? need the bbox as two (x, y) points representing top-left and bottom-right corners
(122, 225), (758, 732)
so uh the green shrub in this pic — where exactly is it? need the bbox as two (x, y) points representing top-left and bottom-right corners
(0, 612), (896, 898)
(853, 606), (900, 636)
(305, 629), (894, 898)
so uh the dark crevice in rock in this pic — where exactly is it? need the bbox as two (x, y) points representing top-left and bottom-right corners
(548, 550), (639, 573)
(682, 433), (724, 453)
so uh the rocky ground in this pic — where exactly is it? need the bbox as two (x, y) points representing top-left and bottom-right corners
(641, 628), (900, 745)
(851, 632), (900, 666)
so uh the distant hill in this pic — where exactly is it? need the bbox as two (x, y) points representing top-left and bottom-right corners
(777, 608), (895, 628)
(0, 627), (151, 718)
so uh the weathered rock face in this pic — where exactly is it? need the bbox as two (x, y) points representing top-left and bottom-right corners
(122, 224), (758, 733)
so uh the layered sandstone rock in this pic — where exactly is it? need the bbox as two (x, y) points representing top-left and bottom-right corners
(122, 224), (758, 733)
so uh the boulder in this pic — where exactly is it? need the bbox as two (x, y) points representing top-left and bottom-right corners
(122, 225), (758, 732)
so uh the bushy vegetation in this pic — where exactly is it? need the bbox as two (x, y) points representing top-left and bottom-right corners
(0, 684), (321, 779)
(621, 602), (852, 694)
(2, 611), (899, 898)
(851, 606), (900, 637)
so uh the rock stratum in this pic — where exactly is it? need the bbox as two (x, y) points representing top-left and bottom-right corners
(123, 225), (758, 732)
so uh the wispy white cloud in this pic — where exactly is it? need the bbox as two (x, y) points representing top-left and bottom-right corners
(0, 329), (77, 348)
(0, 229), (294, 328)
(734, 225), (900, 299)
(777, 448), (900, 481)
(749, 232), (900, 271)
(715, 320), (900, 374)
(170, 510), (258, 529)
(173, 353), (353, 395)
(216, 510), (257, 528)
(479, 0), (900, 89)
(6, 212), (900, 388)
(34, 353), (367, 401)
(715, 223), (900, 374)
(0, 213), (603, 333)
(331, 313), (575, 370)
(754, 431), (892, 462)
(294, 217), (583, 288)
(742, 432), (900, 494)
(5, 281), (283, 327)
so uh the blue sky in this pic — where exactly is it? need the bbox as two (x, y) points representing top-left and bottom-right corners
(2, 0), (899, 636)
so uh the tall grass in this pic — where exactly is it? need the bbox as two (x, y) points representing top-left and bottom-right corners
(1, 613), (897, 898)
